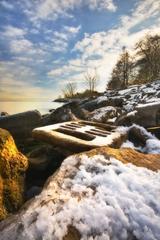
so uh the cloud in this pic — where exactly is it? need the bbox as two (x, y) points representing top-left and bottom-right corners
(10, 39), (33, 53)
(71, 0), (160, 89)
(22, 0), (117, 22)
(51, 25), (81, 52)
(0, 1), (14, 10)
(2, 25), (27, 38)
(0, 61), (55, 101)
(64, 25), (81, 34)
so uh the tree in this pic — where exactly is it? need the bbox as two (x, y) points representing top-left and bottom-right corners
(84, 68), (99, 93)
(108, 47), (133, 89)
(62, 82), (77, 98)
(134, 34), (160, 83)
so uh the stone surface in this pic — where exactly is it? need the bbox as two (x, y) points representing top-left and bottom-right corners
(0, 128), (28, 220)
(0, 110), (42, 140)
(0, 147), (160, 239)
(50, 101), (88, 123)
(32, 121), (126, 152)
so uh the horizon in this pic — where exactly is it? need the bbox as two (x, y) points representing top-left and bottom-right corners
(0, 0), (160, 102)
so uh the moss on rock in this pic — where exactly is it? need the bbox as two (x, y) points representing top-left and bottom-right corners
(0, 128), (28, 220)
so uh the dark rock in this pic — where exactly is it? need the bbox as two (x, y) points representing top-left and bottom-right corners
(0, 112), (9, 117)
(50, 101), (89, 123)
(26, 145), (71, 190)
(26, 186), (42, 200)
(0, 110), (42, 140)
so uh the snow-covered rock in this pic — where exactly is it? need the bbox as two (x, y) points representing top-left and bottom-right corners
(77, 80), (160, 125)
(0, 146), (160, 240)
(88, 106), (121, 123)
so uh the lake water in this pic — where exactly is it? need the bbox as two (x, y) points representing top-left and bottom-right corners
(0, 101), (64, 115)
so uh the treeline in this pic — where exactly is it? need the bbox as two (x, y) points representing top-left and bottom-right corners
(108, 34), (160, 89)
(62, 69), (100, 99)
(61, 34), (160, 98)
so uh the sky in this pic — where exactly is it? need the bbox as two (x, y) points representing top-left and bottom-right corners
(0, 0), (160, 101)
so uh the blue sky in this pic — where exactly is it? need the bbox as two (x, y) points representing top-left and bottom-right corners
(0, 0), (160, 101)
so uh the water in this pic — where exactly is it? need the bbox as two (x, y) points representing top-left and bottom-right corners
(0, 101), (64, 115)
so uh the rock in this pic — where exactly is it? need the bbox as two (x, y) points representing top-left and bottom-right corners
(81, 96), (124, 112)
(147, 126), (160, 139)
(32, 121), (126, 152)
(88, 106), (121, 123)
(26, 145), (71, 191)
(0, 112), (9, 117)
(26, 186), (42, 200)
(135, 102), (160, 127)
(0, 128), (28, 220)
(0, 110), (42, 140)
(50, 101), (88, 123)
(0, 147), (160, 239)
(128, 126), (150, 147)
(116, 111), (138, 126)
(27, 145), (53, 172)
(116, 102), (160, 127)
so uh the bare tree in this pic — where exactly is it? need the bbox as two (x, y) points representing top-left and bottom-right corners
(84, 68), (99, 93)
(62, 82), (77, 98)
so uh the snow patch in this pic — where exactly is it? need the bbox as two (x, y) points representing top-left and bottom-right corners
(1, 154), (160, 240)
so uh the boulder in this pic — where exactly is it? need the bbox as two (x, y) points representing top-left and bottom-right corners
(116, 102), (160, 127)
(0, 110), (42, 140)
(26, 145), (71, 193)
(81, 96), (124, 112)
(32, 121), (126, 152)
(50, 101), (89, 123)
(135, 102), (160, 127)
(0, 147), (160, 239)
(0, 112), (9, 117)
(0, 128), (28, 220)
(88, 106), (121, 123)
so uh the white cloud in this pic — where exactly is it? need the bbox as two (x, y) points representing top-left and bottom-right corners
(64, 25), (81, 34)
(0, 1), (14, 10)
(51, 25), (81, 52)
(71, 0), (160, 90)
(23, 0), (117, 22)
(10, 39), (33, 53)
(2, 25), (27, 37)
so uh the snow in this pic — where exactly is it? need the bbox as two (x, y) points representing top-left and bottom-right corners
(90, 106), (117, 122)
(1, 153), (160, 240)
(126, 110), (137, 117)
(120, 124), (160, 154)
(96, 96), (108, 104)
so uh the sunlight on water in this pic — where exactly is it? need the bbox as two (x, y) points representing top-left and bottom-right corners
(0, 102), (63, 115)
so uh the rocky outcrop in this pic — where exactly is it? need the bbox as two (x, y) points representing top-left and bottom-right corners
(0, 147), (160, 239)
(50, 101), (89, 123)
(88, 106), (122, 123)
(0, 128), (28, 220)
(0, 110), (42, 140)
(116, 102), (160, 127)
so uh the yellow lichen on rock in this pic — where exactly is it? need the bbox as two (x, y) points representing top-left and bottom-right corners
(81, 146), (160, 171)
(0, 128), (28, 221)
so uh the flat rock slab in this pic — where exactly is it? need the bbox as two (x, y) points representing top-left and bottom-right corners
(32, 120), (126, 152)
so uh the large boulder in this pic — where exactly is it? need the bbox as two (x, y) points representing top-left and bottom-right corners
(0, 110), (42, 140)
(88, 106), (122, 123)
(0, 128), (28, 220)
(0, 147), (160, 239)
(50, 101), (89, 123)
(116, 102), (160, 127)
